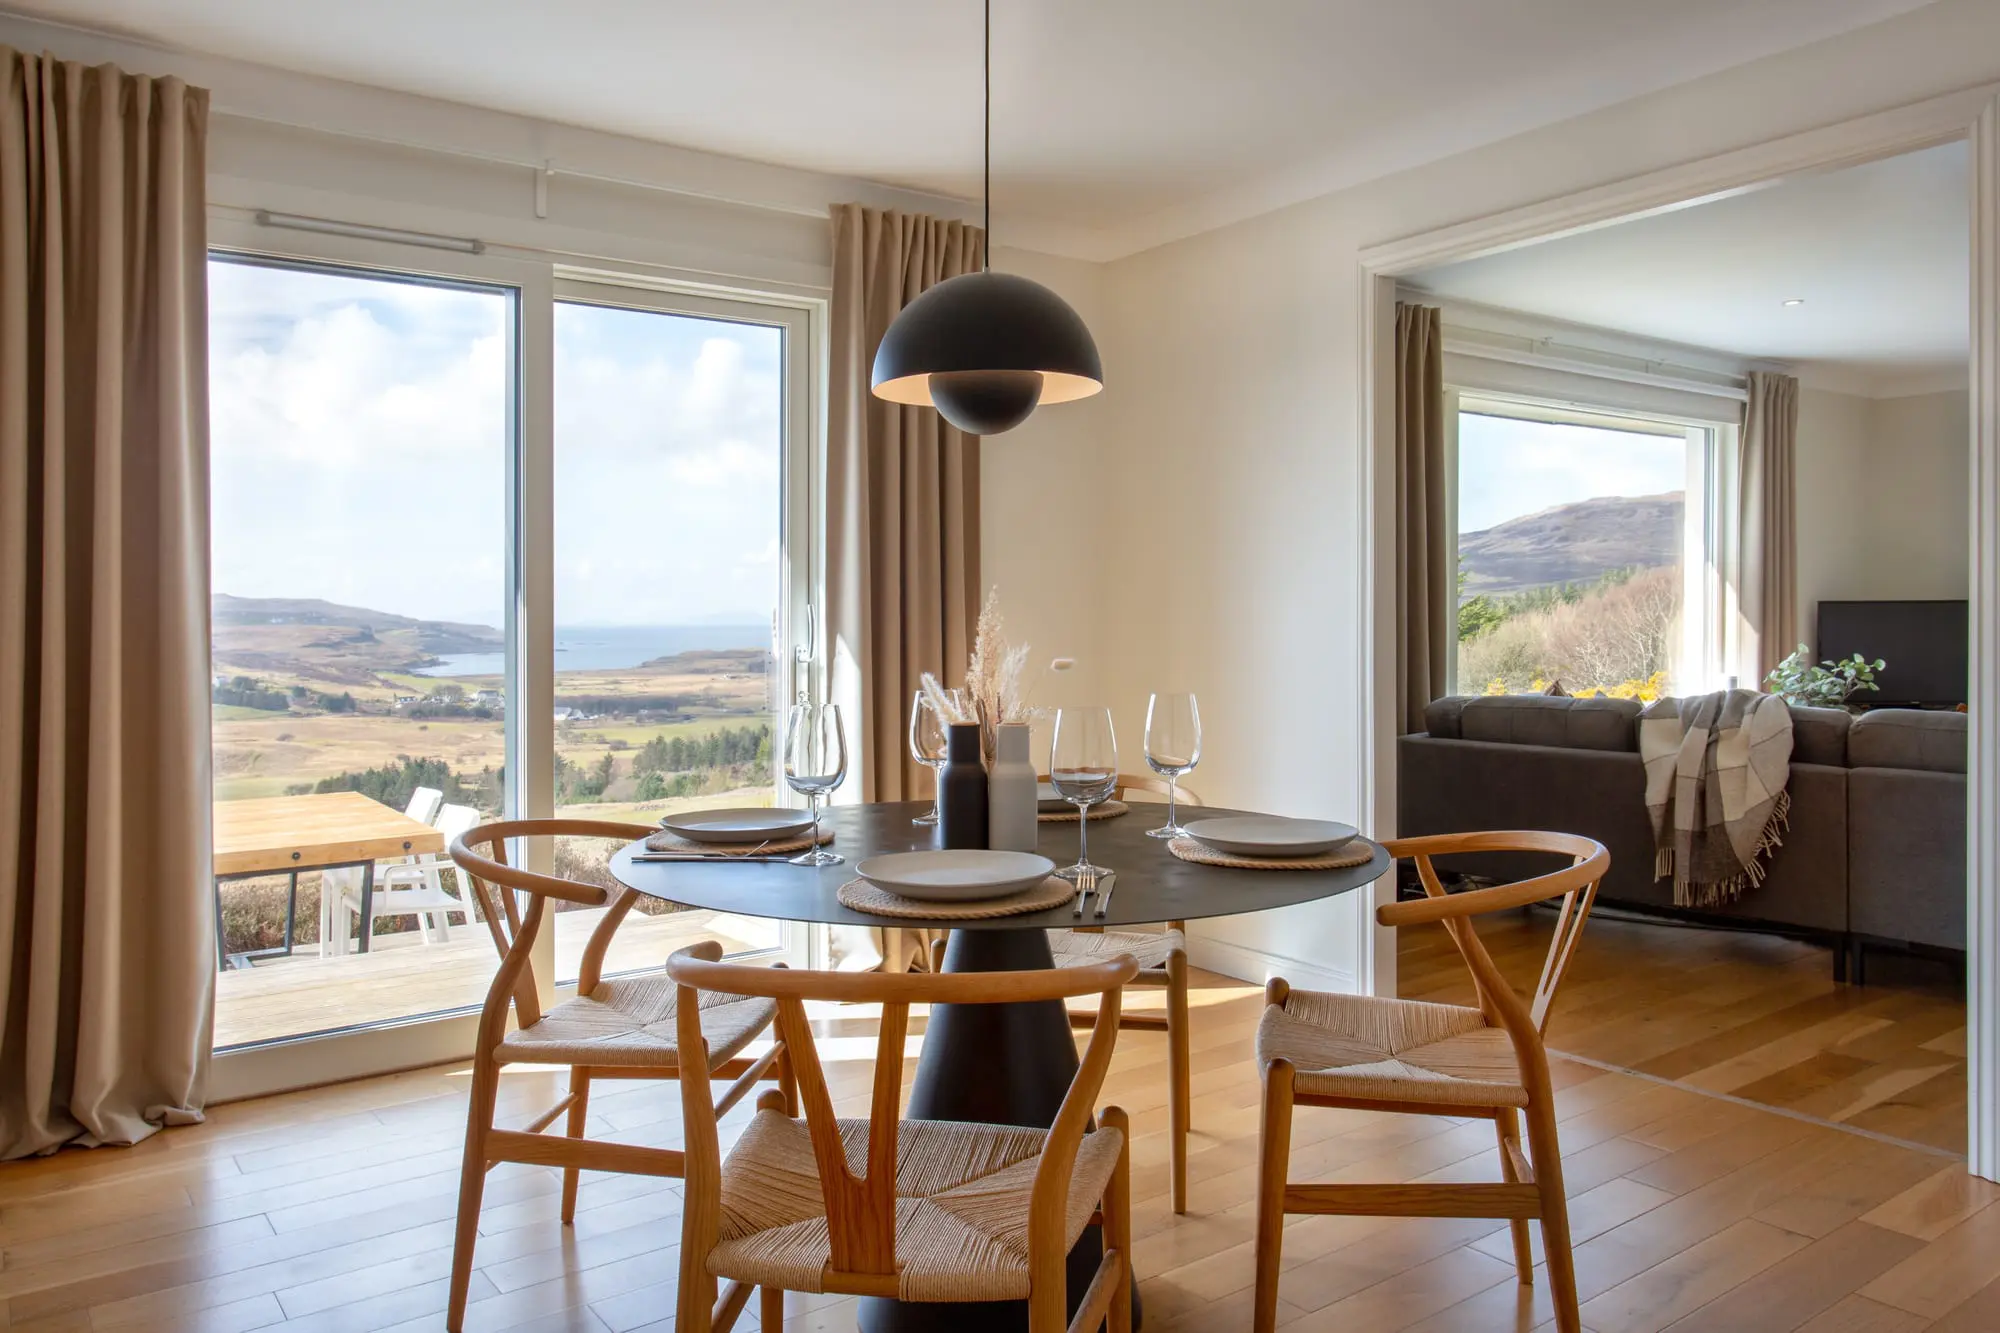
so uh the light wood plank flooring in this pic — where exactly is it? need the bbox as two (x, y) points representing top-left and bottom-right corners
(0, 914), (1982, 1332)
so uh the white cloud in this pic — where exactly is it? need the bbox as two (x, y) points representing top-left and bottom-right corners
(207, 264), (790, 632)
(1458, 414), (1686, 533)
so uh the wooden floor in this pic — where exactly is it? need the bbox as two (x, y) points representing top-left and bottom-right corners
(214, 908), (778, 1049)
(2, 914), (1986, 1332)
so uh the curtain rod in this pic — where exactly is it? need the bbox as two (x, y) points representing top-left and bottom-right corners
(1443, 328), (1751, 403)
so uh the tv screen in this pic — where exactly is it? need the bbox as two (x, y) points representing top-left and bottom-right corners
(1816, 600), (1968, 707)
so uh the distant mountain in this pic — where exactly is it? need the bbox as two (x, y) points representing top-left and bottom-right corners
(213, 595), (502, 650)
(1460, 492), (1684, 598)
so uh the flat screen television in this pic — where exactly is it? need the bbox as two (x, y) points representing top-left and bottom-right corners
(1815, 599), (1968, 707)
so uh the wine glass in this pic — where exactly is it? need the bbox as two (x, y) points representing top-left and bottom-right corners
(783, 702), (847, 866)
(1048, 706), (1118, 882)
(908, 690), (953, 826)
(1144, 691), (1202, 839)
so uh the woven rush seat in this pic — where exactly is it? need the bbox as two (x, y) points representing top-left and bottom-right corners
(709, 1110), (1124, 1302)
(1255, 987), (1528, 1107)
(496, 972), (776, 1069)
(1048, 927), (1185, 971)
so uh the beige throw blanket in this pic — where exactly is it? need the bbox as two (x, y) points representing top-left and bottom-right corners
(1639, 691), (1794, 908)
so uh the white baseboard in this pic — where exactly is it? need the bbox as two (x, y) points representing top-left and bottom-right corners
(1185, 935), (1356, 995)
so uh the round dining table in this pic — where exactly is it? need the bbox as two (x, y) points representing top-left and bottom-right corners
(610, 799), (1390, 1333)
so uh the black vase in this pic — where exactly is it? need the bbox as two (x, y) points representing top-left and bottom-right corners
(937, 723), (989, 850)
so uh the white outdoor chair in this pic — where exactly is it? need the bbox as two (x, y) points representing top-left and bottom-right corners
(340, 801), (482, 948)
(318, 786), (443, 957)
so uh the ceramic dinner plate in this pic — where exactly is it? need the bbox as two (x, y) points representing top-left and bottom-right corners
(659, 807), (815, 844)
(856, 850), (1058, 902)
(1183, 816), (1359, 858)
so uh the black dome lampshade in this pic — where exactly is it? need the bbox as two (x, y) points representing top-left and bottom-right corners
(866, 0), (1103, 436)
(871, 270), (1103, 435)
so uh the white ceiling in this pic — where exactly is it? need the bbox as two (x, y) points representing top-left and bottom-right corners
(6, 0), (1940, 257)
(1407, 141), (1970, 390)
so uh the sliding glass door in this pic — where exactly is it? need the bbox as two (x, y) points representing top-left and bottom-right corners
(202, 223), (822, 1092)
(207, 254), (518, 1051)
(549, 283), (812, 979)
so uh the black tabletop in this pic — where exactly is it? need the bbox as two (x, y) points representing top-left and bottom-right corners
(608, 800), (1390, 931)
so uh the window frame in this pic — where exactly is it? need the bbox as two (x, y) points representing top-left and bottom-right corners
(205, 219), (824, 1097)
(1446, 389), (1731, 697)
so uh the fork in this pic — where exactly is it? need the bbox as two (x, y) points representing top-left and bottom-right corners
(1072, 865), (1098, 916)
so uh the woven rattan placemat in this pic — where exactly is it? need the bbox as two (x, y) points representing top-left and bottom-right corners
(837, 874), (1076, 919)
(1037, 800), (1129, 824)
(1167, 836), (1377, 871)
(644, 825), (833, 855)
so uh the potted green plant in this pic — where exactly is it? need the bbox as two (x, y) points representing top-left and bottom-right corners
(1764, 644), (1885, 710)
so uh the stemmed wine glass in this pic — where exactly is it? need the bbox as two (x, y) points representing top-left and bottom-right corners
(1144, 691), (1202, 839)
(1049, 706), (1118, 882)
(783, 702), (848, 866)
(908, 690), (953, 827)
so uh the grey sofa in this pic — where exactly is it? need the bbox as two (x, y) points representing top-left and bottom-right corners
(1397, 694), (1967, 982)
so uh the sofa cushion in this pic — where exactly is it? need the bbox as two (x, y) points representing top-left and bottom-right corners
(1848, 709), (1967, 773)
(1786, 705), (1852, 767)
(1423, 696), (1469, 739)
(1458, 695), (1641, 752)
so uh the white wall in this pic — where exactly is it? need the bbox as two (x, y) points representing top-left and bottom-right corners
(1797, 387), (1970, 646)
(1097, 0), (2000, 990)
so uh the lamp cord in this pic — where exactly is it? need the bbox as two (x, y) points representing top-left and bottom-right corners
(983, 0), (991, 271)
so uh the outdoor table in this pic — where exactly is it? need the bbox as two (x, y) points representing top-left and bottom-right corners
(211, 791), (444, 967)
(611, 799), (1390, 1333)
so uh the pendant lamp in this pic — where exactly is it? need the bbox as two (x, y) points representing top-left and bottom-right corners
(870, 0), (1103, 435)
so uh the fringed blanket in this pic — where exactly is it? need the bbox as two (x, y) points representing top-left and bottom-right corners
(1638, 690), (1794, 909)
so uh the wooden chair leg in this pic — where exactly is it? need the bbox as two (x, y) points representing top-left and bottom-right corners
(447, 1059), (501, 1332)
(1495, 1106), (1535, 1284)
(561, 1068), (592, 1223)
(678, 1227), (718, 1333)
(1253, 1057), (1295, 1333)
(760, 1284), (784, 1333)
(1102, 1106), (1134, 1333)
(1166, 950), (1191, 1215)
(1524, 1100), (1581, 1333)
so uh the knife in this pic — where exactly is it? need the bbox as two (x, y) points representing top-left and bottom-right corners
(1092, 871), (1117, 918)
(631, 852), (796, 864)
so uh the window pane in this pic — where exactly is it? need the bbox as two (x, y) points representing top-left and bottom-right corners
(1455, 411), (1686, 697)
(207, 256), (513, 1049)
(551, 300), (785, 979)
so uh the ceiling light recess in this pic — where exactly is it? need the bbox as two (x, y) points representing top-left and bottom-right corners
(869, 0), (1103, 435)
(1782, 298), (1805, 306)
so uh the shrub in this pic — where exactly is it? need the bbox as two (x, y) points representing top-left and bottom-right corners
(1459, 564), (1680, 694)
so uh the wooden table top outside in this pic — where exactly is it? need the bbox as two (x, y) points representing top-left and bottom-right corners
(212, 791), (445, 877)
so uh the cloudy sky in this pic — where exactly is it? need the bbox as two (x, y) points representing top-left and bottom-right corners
(1456, 411), (1687, 534)
(208, 257), (782, 630)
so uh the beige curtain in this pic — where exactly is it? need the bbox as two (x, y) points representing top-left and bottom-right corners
(1740, 370), (1800, 681)
(824, 204), (982, 974)
(0, 48), (213, 1157)
(1395, 302), (1448, 732)
(826, 204), (984, 801)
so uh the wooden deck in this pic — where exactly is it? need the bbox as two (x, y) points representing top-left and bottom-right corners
(214, 907), (781, 1049)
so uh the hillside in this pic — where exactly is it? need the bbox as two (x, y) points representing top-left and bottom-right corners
(1460, 491), (1683, 597)
(212, 594), (502, 684)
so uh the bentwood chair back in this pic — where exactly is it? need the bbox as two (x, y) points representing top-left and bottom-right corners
(1253, 830), (1609, 1333)
(667, 946), (1140, 1333)
(442, 821), (789, 1332)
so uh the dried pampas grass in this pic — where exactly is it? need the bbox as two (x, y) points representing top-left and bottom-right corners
(919, 587), (1044, 760)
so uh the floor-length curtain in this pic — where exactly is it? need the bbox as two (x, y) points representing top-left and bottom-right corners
(1739, 370), (1800, 681)
(0, 48), (213, 1157)
(825, 204), (982, 973)
(1395, 302), (1448, 733)
(826, 204), (984, 801)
